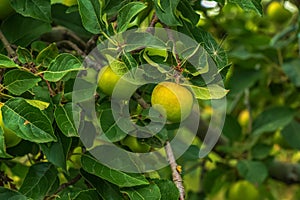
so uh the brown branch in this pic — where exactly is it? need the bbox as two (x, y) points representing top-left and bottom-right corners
(165, 141), (185, 200)
(145, 13), (159, 34)
(0, 29), (16, 58)
(53, 174), (82, 195)
(133, 92), (150, 109)
(56, 40), (86, 57)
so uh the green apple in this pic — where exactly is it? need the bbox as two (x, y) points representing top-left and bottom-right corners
(122, 135), (151, 153)
(97, 64), (136, 99)
(266, 1), (292, 23)
(228, 180), (259, 200)
(0, 0), (14, 20)
(151, 82), (193, 123)
(0, 103), (21, 148)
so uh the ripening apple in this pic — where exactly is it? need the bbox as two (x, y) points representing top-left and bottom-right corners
(151, 82), (194, 123)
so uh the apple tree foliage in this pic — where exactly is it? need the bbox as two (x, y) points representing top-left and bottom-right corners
(0, 0), (299, 199)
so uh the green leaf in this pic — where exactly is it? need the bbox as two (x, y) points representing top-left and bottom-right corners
(44, 53), (83, 82)
(0, 187), (27, 200)
(54, 103), (79, 137)
(222, 115), (242, 141)
(16, 46), (33, 64)
(123, 32), (167, 52)
(252, 107), (295, 135)
(51, 4), (92, 39)
(185, 84), (228, 100)
(153, 0), (182, 26)
(117, 2), (147, 32)
(1, 13), (51, 47)
(72, 189), (100, 200)
(78, 0), (104, 34)
(121, 184), (161, 200)
(10, 0), (52, 22)
(237, 160), (268, 184)
(251, 143), (272, 160)
(178, 21), (228, 70)
(154, 179), (179, 200)
(40, 133), (72, 171)
(177, 0), (200, 25)
(3, 69), (41, 95)
(81, 170), (124, 200)
(36, 43), (59, 67)
(282, 59), (300, 87)
(0, 54), (19, 68)
(2, 98), (56, 143)
(81, 154), (149, 187)
(0, 127), (12, 158)
(98, 102), (129, 142)
(228, 0), (262, 15)
(281, 120), (300, 150)
(19, 162), (59, 200)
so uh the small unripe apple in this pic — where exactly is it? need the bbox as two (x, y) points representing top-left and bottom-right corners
(121, 135), (151, 153)
(0, 103), (21, 148)
(97, 65), (136, 99)
(228, 180), (259, 200)
(0, 0), (14, 20)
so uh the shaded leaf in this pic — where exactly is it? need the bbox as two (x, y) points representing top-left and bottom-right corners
(237, 160), (268, 184)
(36, 43), (59, 66)
(117, 2), (147, 32)
(0, 54), (19, 68)
(10, 0), (52, 22)
(54, 103), (79, 137)
(0, 127), (12, 158)
(0, 187), (27, 200)
(16, 46), (33, 64)
(252, 107), (295, 135)
(81, 170), (124, 200)
(282, 59), (300, 87)
(78, 0), (103, 34)
(19, 162), (59, 200)
(40, 133), (72, 171)
(153, 0), (182, 26)
(44, 53), (83, 82)
(1, 13), (51, 47)
(228, 0), (262, 15)
(154, 179), (179, 200)
(3, 69), (41, 95)
(2, 98), (56, 143)
(281, 120), (300, 150)
(121, 184), (161, 200)
(81, 154), (149, 187)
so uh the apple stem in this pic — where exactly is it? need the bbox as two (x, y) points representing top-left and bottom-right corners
(165, 141), (185, 200)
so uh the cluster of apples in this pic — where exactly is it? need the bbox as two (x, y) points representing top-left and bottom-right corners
(97, 63), (194, 153)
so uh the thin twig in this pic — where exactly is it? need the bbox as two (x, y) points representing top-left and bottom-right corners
(133, 93), (150, 109)
(56, 40), (86, 57)
(0, 29), (16, 58)
(165, 141), (185, 200)
(145, 13), (159, 34)
(244, 89), (252, 133)
(53, 174), (82, 195)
